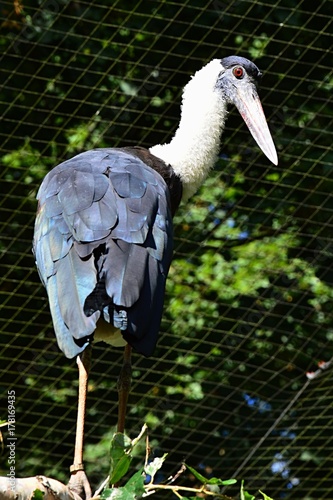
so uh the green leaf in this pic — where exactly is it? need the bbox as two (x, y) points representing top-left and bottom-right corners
(31, 490), (44, 500)
(109, 432), (132, 485)
(241, 490), (256, 500)
(208, 477), (237, 486)
(101, 470), (145, 499)
(111, 432), (132, 455)
(123, 469), (145, 496)
(185, 463), (209, 484)
(240, 480), (256, 500)
(259, 490), (274, 500)
(108, 426), (148, 486)
(109, 454), (132, 486)
(101, 488), (125, 499)
(185, 463), (236, 487)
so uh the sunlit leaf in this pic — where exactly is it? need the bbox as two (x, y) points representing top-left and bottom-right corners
(259, 490), (274, 500)
(209, 477), (237, 486)
(240, 481), (256, 500)
(122, 469), (145, 497)
(102, 470), (145, 499)
(185, 463), (236, 486)
(145, 454), (168, 479)
(185, 463), (209, 484)
(109, 432), (132, 484)
(101, 487), (126, 499)
(31, 490), (44, 500)
(109, 454), (132, 486)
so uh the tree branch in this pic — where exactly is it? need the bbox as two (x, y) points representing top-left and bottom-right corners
(0, 476), (82, 500)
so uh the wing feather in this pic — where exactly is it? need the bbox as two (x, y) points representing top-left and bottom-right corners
(104, 239), (148, 306)
(33, 148), (175, 358)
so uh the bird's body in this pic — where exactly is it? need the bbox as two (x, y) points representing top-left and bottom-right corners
(33, 55), (278, 497)
(33, 56), (277, 362)
(34, 146), (181, 358)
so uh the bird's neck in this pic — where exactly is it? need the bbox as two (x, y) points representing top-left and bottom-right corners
(150, 59), (227, 201)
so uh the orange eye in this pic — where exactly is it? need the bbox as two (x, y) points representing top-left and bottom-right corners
(233, 66), (244, 79)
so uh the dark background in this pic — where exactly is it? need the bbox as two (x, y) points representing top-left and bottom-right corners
(1, 1), (332, 498)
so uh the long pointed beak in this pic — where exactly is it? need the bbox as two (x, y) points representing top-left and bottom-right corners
(234, 84), (278, 165)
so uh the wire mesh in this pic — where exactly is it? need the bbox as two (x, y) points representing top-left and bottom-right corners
(1, 0), (333, 498)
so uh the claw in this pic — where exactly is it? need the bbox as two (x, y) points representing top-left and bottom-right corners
(68, 469), (92, 500)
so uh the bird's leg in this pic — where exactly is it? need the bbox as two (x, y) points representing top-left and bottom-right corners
(68, 346), (92, 500)
(117, 344), (132, 433)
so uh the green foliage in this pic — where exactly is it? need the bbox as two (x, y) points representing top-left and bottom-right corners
(259, 491), (274, 500)
(100, 426), (273, 499)
(31, 490), (45, 500)
(101, 469), (145, 500)
(240, 482), (274, 500)
(2, 140), (51, 184)
(109, 432), (134, 485)
(240, 481), (256, 500)
(185, 463), (237, 487)
(65, 113), (105, 153)
(1, 2), (332, 499)
(107, 424), (148, 486)
(85, 429), (116, 480)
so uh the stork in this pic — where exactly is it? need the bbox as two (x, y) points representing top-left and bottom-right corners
(33, 56), (278, 498)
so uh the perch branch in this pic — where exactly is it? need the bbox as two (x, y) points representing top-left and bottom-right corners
(0, 476), (82, 500)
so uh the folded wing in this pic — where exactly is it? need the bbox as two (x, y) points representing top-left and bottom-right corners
(33, 148), (174, 358)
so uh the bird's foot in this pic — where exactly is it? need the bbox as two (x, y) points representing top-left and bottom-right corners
(68, 465), (92, 500)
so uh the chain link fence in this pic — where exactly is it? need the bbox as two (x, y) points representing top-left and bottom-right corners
(1, 1), (333, 498)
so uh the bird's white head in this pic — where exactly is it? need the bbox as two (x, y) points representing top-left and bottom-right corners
(216, 56), (278, 166)
(150, 56), (278, 201)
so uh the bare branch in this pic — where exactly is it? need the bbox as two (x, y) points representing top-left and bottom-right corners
(0, 476), (82, 500)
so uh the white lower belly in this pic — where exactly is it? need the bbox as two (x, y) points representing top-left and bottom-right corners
(94, 319), (127, 348)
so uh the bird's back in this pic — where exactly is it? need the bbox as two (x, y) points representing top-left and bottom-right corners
(33, 148), (182, 358)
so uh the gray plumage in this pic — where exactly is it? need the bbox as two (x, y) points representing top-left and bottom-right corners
(33, 148), (179, 359)
(33, 56), (278, 363)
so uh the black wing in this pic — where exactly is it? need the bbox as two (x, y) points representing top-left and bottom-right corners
(33, 148), (174, 358)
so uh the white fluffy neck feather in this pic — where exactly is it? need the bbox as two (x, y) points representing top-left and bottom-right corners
(150, 59), (227, 201)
